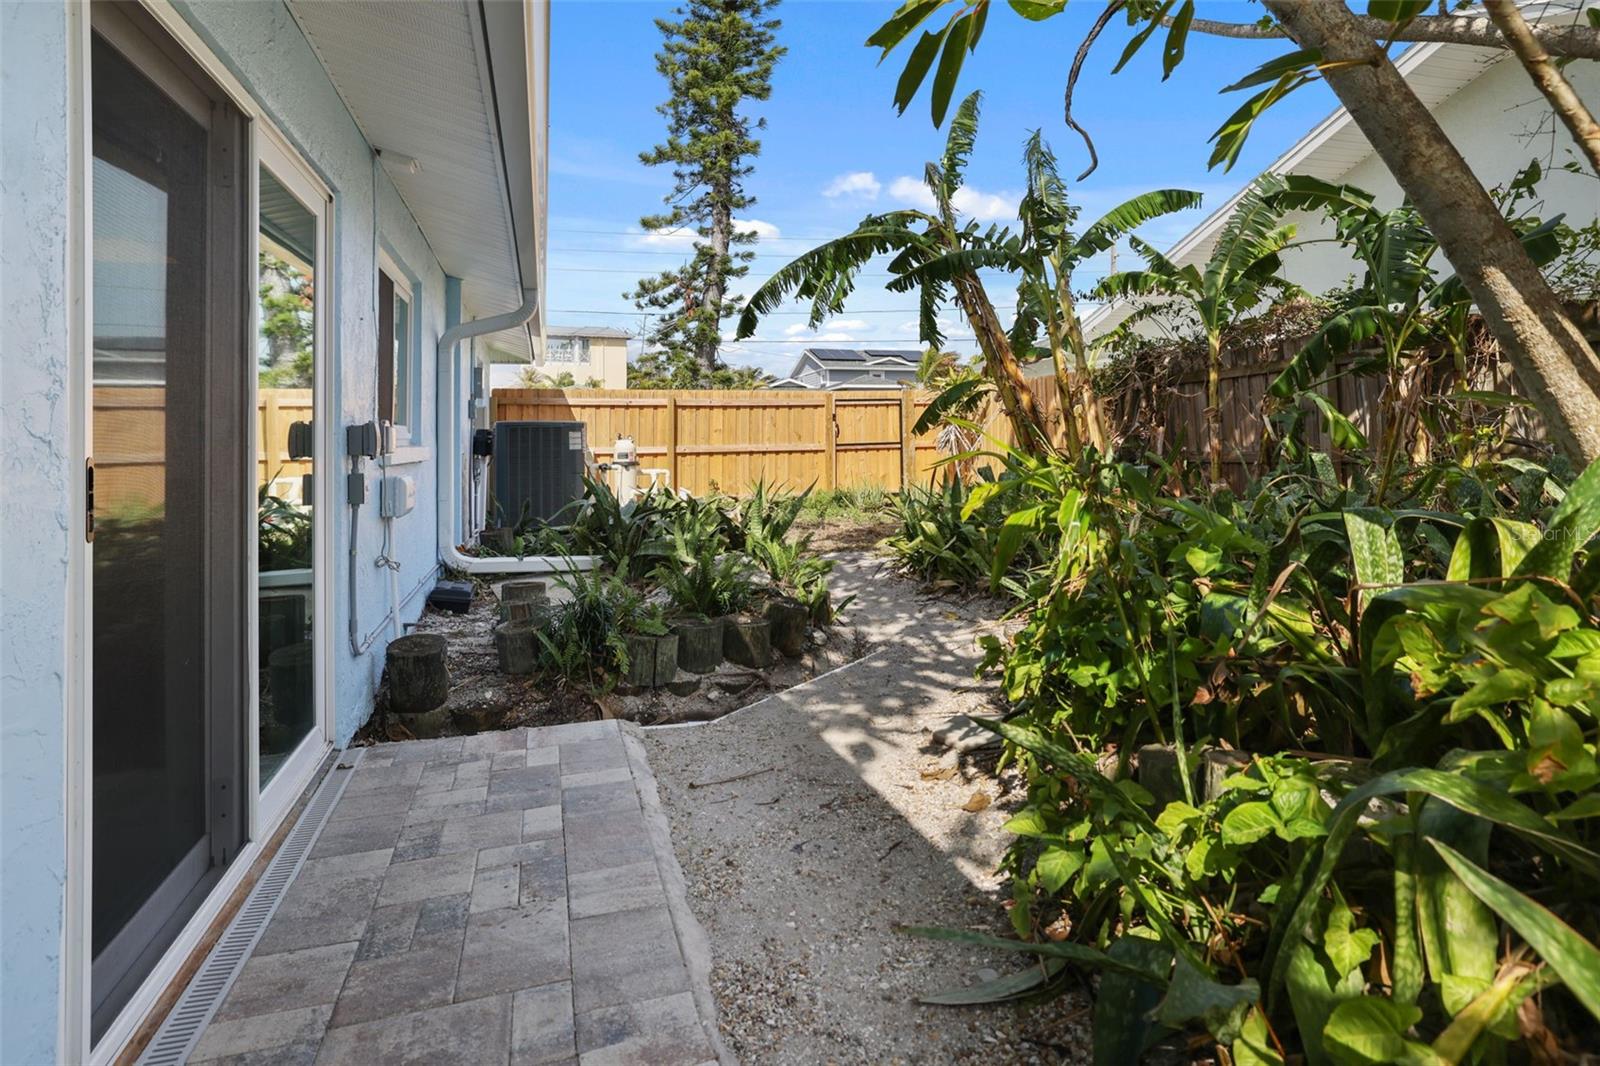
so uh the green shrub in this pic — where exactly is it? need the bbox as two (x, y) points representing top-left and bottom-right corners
(532, 565), (633, 690)
(918, 442), (1600, 1063)
(259, 480), (313, 572)
(883, 472), (1051, 595)
(653, 506), (755, 619)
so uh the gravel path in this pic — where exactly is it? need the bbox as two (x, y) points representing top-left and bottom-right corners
(642, 555), (1092, 1064)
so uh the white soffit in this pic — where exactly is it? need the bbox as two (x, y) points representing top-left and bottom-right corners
(288, 0), (535, 352)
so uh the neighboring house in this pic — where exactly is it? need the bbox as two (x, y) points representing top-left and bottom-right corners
(487, 324), (631, 389)
(782, 348), (922, 389)
(1027, 22), (1600, 370)
(0, 2), (547, 1061)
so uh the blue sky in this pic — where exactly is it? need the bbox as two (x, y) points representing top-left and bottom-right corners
(546, 0), (1345, 377)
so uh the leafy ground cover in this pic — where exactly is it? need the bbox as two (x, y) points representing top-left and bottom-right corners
(833, 137), (1600, 1063)
(890, 432), (1600, 1064)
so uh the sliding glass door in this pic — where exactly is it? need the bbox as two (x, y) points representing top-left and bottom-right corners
(89, 4), (249, 1039)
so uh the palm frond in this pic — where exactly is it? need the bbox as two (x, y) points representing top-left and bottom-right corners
(736, 218), (926, 338)
(939, 90), (983, 203)
(1070, 189), (1203, 263)
(1018, 131), (1072, 246)
(886, 245), (1021, 295)
(1127, 235), (1202, 291)
(1204, 177), (1291, 301)
(1092, 268), (1176, 303)
(1088, 300), (1174, 355)
(1008, 277), (1047, 357)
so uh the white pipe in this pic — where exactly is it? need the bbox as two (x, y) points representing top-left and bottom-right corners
(434, 287), (595, 575)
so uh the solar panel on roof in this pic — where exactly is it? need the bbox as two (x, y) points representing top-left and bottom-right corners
(807, 348), (867, 361)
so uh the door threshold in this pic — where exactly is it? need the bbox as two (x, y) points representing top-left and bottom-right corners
(98, 745), (338, 1066)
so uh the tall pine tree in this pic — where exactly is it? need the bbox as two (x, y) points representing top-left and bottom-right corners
(628, 0), (783, 387)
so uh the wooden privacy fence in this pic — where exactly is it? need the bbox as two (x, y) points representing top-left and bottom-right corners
(94, 386), (313, 512)
(1109, 344), (1543, 488)
(489, 388), (985, 496)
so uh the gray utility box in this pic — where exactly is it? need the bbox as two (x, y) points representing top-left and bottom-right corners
(492, 420), (587, 528)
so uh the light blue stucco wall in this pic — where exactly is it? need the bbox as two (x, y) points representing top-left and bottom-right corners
(171, 0), (445, 744)
(1, 3), (453, 1058)
(1, 5), (74, 1061)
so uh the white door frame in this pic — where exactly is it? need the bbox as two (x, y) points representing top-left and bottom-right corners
(253, 126), (336, 836)
(63, 4), (336, 1062)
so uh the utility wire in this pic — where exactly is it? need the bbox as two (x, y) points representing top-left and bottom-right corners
(545, 306), (1023, 315)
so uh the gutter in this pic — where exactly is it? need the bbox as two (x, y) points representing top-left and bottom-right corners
(434, 288), (597, 576)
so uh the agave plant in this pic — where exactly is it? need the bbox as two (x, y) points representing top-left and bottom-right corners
(537, 474), (672, 572)
(654, 514), (755, 620)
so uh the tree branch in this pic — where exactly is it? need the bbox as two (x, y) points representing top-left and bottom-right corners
(1064, 0), (1125, 182)
(1484, 0), (1600, 176)
(1173, 12), (1600, 60)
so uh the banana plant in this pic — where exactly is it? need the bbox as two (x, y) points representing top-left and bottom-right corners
(1266, 173), (1565, 496)
(1095, 178), (1300, 486)
(1009, 131), (1201, 453)
(737, 91), (1051, 451)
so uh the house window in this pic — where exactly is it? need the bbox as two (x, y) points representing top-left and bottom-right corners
(547, 336), (588, 363)
(377, 251), (414, 437)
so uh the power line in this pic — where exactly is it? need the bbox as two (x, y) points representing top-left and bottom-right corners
(551, 246), (821, 259)
(716, 338), (971, 344)
(555, 265), (906, 277)
(550, 226), (855, 242)
(545, 306), (1022, 316)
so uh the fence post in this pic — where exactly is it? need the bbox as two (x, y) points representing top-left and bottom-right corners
(262, 388), (281, 486)
(898, 389), (915, 491)
(665, 393), (679, 491)
(823, 392), (836, 491)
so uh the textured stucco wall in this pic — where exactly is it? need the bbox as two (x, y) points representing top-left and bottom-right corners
(0, 2), (74, 1060)
(172, 0), (445, 744)
(1278, 54), (1600, 296)
(0, 2), (458, 1055)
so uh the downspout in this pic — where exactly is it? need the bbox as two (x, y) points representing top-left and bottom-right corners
(435, 288), (596, 574)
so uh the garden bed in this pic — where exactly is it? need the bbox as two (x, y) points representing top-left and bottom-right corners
(360, 581), (870, 742)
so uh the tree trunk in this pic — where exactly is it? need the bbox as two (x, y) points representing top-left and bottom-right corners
(698, 198), (732, 376)
(1483, 0), (1600, 177)
(1263, 0), (1600, 467)
(952, 272), (1051, 453)
(387, 634), (450, 713)
(1059, 281), (1109, 452)
(1206, 333), (1224, 486)
(1041, 301), (1083, 455)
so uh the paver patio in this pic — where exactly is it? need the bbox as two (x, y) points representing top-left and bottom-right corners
(187, 720), (723, 1066)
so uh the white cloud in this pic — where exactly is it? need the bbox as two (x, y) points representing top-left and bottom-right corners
(737, 218), (782, 240)
(822, 171), (881, 200)
(632, 218), (781, 248)
(784, 319), (868, 337)
(888, 175), (1018, 223)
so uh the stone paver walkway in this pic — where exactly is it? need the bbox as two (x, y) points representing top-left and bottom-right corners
(188, 720), (723, 1066)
